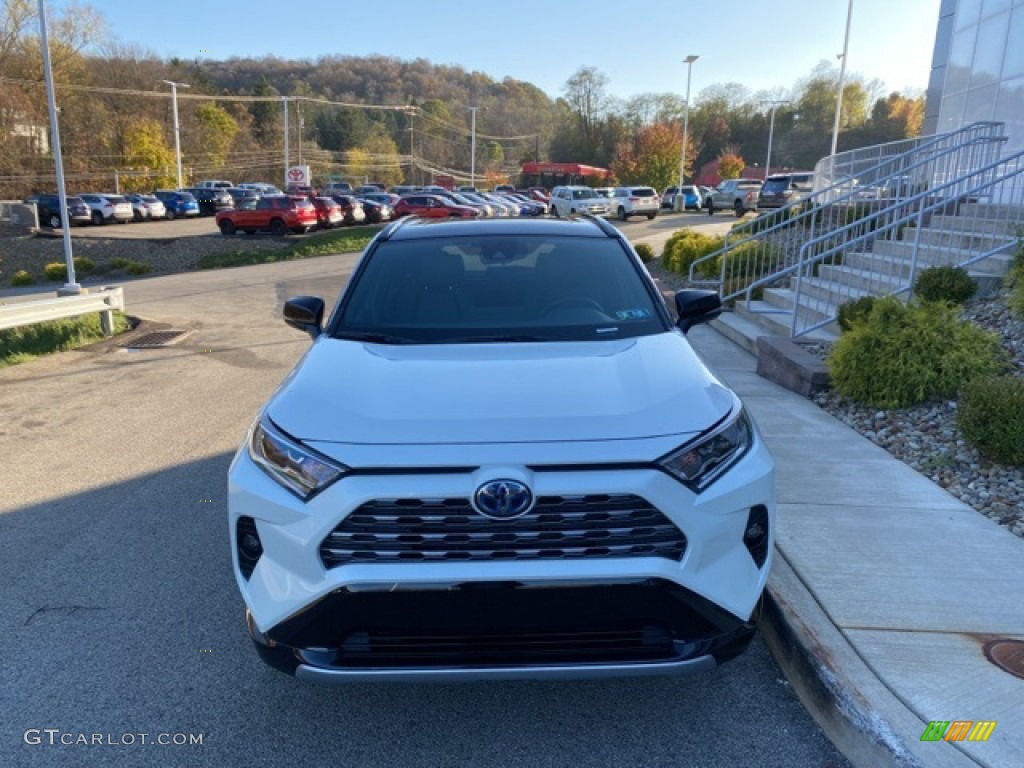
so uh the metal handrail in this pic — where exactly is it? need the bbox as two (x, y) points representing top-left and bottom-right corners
(686, 122), (1007, 287)
(784, 149), (1024, 336)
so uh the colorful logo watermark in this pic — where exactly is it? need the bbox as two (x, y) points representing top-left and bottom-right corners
(921, 720), (997, 742)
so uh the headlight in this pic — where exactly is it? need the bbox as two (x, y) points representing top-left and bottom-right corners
(248, 414), (347, 500)
(659, 408), (753, 492)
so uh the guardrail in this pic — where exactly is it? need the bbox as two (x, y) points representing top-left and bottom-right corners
(0, 286), (125, 335)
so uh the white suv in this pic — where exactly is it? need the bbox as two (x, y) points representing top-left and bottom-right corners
(549, 186), (611, 217)
(228, 216), (775, 683)
(611, 186), (659, 221)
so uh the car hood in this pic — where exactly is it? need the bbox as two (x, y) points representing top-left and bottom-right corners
(267, 332), (735, 446)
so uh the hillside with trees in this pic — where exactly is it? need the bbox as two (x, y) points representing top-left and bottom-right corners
(0, 0), (924, 198)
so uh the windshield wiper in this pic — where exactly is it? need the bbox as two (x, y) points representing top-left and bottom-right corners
(336, 331), (418, 345)
(432, 334), (557, 344)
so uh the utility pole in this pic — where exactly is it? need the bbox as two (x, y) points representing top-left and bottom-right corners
(761, 100), (790, 180)
(469, 106), (478, 187)
(831, 0), (854, 156)
(160, 79), (189, 189)
(676, 55), (699, 211)
(296, 99), (303, 166)
(38, 0), (78, 293)
(282, 97), (289, 188)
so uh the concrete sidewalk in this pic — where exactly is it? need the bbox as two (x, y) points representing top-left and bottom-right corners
(687, 325), (1024, 768)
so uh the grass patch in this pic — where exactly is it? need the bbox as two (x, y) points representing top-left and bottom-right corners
(0, 311), (131, 368)
(197, 226), (379, 270)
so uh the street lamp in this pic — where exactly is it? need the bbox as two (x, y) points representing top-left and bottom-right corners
(468, 106), (478, 187)
(676, 55), (699, 212)
(160, 79), (190, 188)
(761, 100), (789, 180)
(831, 0), (854, 156)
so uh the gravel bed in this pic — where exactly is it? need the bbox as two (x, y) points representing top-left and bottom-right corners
(805, 289), (1024, 538)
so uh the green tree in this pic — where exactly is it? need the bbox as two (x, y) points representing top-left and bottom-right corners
(249, 77), (281, 148)
(195, 102), (239, 168)
(121, 118), (176, 190)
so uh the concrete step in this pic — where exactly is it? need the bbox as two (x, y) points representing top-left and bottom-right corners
(871, 240), (1015, 275)
(909, 227), (1015, 252)
(843, 251), (916, 278)
(958, 202), (1024, 219)
(708, 311), (766, 355)
(766, 282), (877, 325)
(736, 296), (840, 341)
(927, 214), (1021, 236)
(815, 265), (911, 296)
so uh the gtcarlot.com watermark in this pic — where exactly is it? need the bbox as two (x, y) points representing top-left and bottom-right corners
(24, 729), (203, 747)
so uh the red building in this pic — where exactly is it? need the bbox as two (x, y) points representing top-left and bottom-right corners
(520, 162), (610, 189)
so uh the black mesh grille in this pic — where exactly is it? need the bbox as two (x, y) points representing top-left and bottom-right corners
(319, 494), (687, 568)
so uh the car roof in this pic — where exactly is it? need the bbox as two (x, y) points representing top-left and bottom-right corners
(384, 216), (613, 241)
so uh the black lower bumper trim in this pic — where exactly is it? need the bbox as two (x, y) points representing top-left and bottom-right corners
(248, 580), (760, 677)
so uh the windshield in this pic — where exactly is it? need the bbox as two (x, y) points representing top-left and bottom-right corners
(571, 189), (596, 200)
(334, 235), (665, 344)
(762, 179), (791, 192)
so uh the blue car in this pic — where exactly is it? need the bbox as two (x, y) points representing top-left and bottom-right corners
(680, 185), (702, 210)
(153, 190), (200, 220)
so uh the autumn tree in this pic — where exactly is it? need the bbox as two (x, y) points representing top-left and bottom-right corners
(611, 123), (699, 191)
(121, 118), (176, 191)
(718, 146), (745, 179)
(194, 103), (239, 169)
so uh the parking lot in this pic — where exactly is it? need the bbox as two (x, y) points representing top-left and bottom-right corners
(0, 249), (849, 768)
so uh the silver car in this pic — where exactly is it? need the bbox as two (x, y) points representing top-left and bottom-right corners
(78, 193), (132, 225)
(126, 194), (167, 221)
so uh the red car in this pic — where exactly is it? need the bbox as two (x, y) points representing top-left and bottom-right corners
(329, 195), (367, 225)
(216, 195), (318, 236)
(393, 194), (480, 219)
(310, 197), (344, 229)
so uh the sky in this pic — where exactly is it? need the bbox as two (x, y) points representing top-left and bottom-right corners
(63, 0), (942, 102)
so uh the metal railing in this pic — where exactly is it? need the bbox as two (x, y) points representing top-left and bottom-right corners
(786, 149), (1024, 336)
(0, 286), (125, 335)
(686, 122), (1009, 303)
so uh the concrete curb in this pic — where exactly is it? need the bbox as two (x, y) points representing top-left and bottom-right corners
(762, 552), (982, 768)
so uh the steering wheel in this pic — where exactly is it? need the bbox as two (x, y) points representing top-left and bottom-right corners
(541, 297), (606, 316)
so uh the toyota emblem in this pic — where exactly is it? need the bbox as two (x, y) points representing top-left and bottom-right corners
(473, 479), (534, 520)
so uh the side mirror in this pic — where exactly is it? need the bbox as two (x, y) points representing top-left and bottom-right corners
(283, 296), (325, 339)
(674, 289), (722, 334)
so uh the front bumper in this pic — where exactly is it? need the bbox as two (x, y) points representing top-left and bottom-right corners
(228, 434), (774, 682)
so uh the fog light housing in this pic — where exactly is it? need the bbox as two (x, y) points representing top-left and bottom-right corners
(237, 517), (263, 580)
(743, 505), (770, 568)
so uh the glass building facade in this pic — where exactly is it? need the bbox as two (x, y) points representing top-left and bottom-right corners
(924, 0), (1024, 155)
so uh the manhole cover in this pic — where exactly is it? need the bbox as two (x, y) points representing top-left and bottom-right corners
(983, 638), (1024, 680)
(122, 330), (190, 349)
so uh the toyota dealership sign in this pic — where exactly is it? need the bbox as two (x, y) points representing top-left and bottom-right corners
(287, 165), (311, 186)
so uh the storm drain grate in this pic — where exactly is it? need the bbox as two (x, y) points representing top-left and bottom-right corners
(983, 638), (1024, 680)
(122, 330), (190, 349)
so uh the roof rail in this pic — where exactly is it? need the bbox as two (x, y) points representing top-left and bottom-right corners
(376, 216), (411, 242)
(577, 213), (620, 238)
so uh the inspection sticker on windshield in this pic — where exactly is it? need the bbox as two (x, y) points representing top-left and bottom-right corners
(615, 308), (651, 320)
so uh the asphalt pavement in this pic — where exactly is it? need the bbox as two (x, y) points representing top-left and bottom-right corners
(0, 244), (848, 768)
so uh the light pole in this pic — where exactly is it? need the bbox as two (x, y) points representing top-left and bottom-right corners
(831, 0), (854, 156)
(676, 55), (699, 212)
(282, 97), (289, 188)
(468, 106), (478, 187)
(160, 79), (189, 189)
(761, 100), (789, 180)
(37, 0), (78, 293)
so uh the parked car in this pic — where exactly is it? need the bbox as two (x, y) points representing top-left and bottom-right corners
(327, 195), (365, 226)
(548, 186), (612, 217)
(527, 188), (550, 204)
(392, 194), (480, 219)
(310, 196), (345, 228)
(707, 179), (764, 217)
(661, 186), (679, 209)
(361, 192), (401, 208)
(459, 185), (483, 193)
(478, 192), (521, 217)
(757, 173), (814, 209)
(215, 195), (318, 236)
(450, 193), (493, 217)
(492, 184), (516, 194)
(24, 193), (91, 228)
(355, 197), (392, 224)
(388, 185), (421, 196)
(286, 184), (319, 197)
(196, 179), (234, 190)
(610, 186), (659, 221)
(229, 215), (775, 682)
(183, 187), (235, 216)
(593, 187), (614, 199)
(125, 193), (167, 221)
(153, 190), (200, 220)
(238, 182), (282, 195)
(663, 185), (701, 211)
(78, 193), (131, 225)
(497, 193), (546, 217)
(353, 184), (386, 195)
(226, 188), (261, 207)
(323, 182), (353, 194)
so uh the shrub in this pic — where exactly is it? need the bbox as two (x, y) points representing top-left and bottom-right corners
(126, 261), (151, 275)
(958, 376), (1024, 465)
(661, 229), (724, 278)
(109, 258), (131, 270)
(837, 296), (876, 332)
(74, 256), (95, 275)
(633, 243), (655, 263)
(1008, 236), (1024, 318)
(827, 297), (1005, 408)
(914, 265), (976, 304)
(11, 270), (33, 286)
(43, 262), (66, 281)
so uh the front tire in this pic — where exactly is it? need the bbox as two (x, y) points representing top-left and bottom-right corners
(647, 212), (656, 221)
(91, 211), (104, 225)
(166, 210), (176, 221)
(618, 207), (627, 222)
(270, 219), (288, 237)
(219, 219), (236, 236)
(734, 201), (745, 218)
